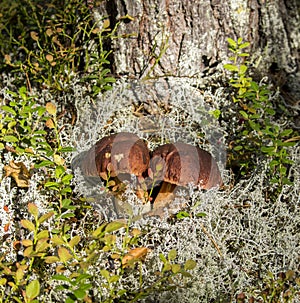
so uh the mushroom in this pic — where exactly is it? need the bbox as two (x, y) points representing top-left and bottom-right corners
(73, 132), (150, 196)
(149, 142), (223, 206)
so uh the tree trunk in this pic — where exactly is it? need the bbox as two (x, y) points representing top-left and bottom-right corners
(95, 0), (299, 94)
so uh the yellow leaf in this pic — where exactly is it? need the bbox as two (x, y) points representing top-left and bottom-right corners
(45, 102), (57, 115)
(53, 154), (65, 165)
(122, 247), (148, 268)
(22, 239), (33, 247)
(21, 219), (35, 232)
(58, 247), (73, 263)
(46, 28), (53, 36)
(28, 203), (38, 218)
(46, 54), (53, 62)
(103, 19), (110, 29)
(4, 161), (31, 188)
(44, 256), (60, 264)
(68, 235), (81, 248)
(30, 31), (39, 41)
(45, 118), (55, 128)
(51, 235), (65, 246)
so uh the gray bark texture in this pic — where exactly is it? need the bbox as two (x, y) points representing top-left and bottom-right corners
(95, 0), (300, 103)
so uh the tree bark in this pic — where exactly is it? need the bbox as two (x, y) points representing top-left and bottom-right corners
(95, 0), (300, 102)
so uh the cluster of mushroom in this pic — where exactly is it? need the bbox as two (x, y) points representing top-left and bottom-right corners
(75, 132), (223, 208)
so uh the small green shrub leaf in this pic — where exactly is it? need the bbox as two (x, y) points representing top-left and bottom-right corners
(92, 223), (108, 238)
(224, 64), (239, 72)
(159, 253), (167, 263)
(34, 160), (54, 168)
(58, 247), (73, 263)
(184, 259), (197, 270)
(52, 274), (70, 282)
(69, 235), (81, 248)
(28, 203), (39, 218)
(239, 64), (247, 74)
(21, 219), (35, 232)
(37, 230), (49, 240)
(74, 289), (86, 299)
(100, 269), (110, 280)
(239, 110), (248, 119)
(2, 105), (17, 116)
(44, 256), (60, 264)
(171, 264), (181, 274)
(62, 174), (73, 184)
(26, 279), (40, 300)
(3, 135), (18, 143)
(104, 221), (127, 233)
(55, 165), (65, 178)
(227, 38), (237, 48)
(168, 249), (177, 261)
(261, 146), (275, 153)
(279, 129), (293, 137)
(38, 211), (54, 224)
(238, 42), (250, 49)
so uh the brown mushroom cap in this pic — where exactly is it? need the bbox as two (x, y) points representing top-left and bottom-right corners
(78, 132), (150, 181)
(150, 142), (222, 190)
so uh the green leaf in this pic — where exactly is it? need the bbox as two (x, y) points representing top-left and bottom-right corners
(62, 174), (73, 184)
(227, 38), (237, 49)
(269, 160), (279, 168)
(55, 165), (65, 178)
(265, 108), (276, 115)
(233, 146), (243, 151)
(248, 120), (260, 131)
(100, 269), (110, 280)
(44, 181), (60, 189)
(224, 64), (239, 72)
(38, 211), (54, 224)
(52, 274), (71, 282)
(237, 37), (243, 44)
(58, 247), (73, 263)
(61, 187), (72, 194)
(109, 275), (120, 283)
(196, 212), (207, 217)
(184, 259), (197, 270)
(35, 238), (49, 252)
(159, 253), (167, 263)
(3, 135), (18, 143)
(209, 109), (221, 119)
(168, 249), (177, 261)
(176, 211), (190, 219)
(238, 42), (250, 49)
(69, 235), (81, 248)
(239, 64), (248, 74)
(25, 279), (40, 300)
(75, 274), (92, 284)
(58, 146), (76, 153)
(21, 219), (35, 232)
(261, 146), (275, 153)
(1, 105), (17, 116)
(92, 223), (108, 238)
(36, 230), (49, 240)
(239, 53), (249, 57)
(239, 110), (248, 119)
(279, 129), (293, 137)
(74, 289), (86, 300)
(104, 221), (127, 233)
(27, 203), (39, 218)
(171, 264), (181, 274)
(66, 297), (75, 303)
(61, 212), (75, 219)
(51, 235), (65, 246)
